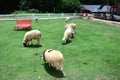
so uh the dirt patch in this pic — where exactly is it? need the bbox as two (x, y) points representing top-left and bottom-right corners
(106, 22), (120, 27)
(94, 73), (112, 80)
(92, 18), (120, 28)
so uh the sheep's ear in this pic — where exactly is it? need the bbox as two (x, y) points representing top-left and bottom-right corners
(43, 49), (47, 54)
(48, 49), (53, 52)
(62, 40), (66, 45)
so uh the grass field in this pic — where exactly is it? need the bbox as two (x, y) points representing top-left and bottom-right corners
(0, 18), (120, 80)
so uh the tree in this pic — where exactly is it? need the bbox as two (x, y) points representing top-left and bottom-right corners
(40, 0), (62, 13)
(0, 0), (19, 13)
(19, 0), (32, 10)
(79, 0), (114, 5)
(62, 0), (81, 12)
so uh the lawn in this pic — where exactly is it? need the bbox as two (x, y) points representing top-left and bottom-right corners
(0, 18), (120, 80)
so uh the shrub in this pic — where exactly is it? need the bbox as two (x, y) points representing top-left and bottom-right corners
(12, 10), (28, 14)
(12, 8), (39, 14)
(28, 8), (39, 13)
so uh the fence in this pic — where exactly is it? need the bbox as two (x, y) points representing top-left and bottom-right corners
(0, 13), (80, 20)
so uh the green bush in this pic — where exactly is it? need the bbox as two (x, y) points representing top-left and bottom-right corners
(12, 8), (39, 14)
(12, 10), (28, 14)
(62, 0), (81, 12)
(27, 8), (39, 13)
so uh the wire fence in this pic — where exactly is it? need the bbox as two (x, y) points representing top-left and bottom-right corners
(0, 13), (80, 20)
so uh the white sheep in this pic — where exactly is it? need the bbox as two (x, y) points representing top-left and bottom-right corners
(22, 30), (41, 47)
(62, 27), (74, 44)
(65, 17), (70, 22)
(64, 23), (76, 32)
(42, 49), (65, 76)
(35, 17), (38, 23)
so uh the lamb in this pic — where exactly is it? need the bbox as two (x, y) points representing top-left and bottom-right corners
(65, 17), (70, 22)
(62, 27), (74, 44)
(22, 30), (41, 47)
(42, 49), (65, 76)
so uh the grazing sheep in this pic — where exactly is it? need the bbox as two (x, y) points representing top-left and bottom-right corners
(62, 27), (74, 44)
(64, 23), (76, 32)
(65, 17), (70, 22)
(22, 30), (41, 47)
(35, 17), (38, 23)
(42, 49), (65, 76)
(87, 14), (93, 20)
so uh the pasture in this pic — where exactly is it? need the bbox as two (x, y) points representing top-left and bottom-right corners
(0, 18), (120, 80)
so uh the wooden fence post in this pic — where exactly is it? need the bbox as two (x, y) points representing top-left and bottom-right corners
(62, 13), (64, 17)
(48, 13), (50, 18)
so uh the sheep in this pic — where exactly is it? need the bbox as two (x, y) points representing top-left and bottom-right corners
(87, 14), (93, 20)
(22, 30), (41, 47)
(65, 17), (70, 22)
(35, 17), (38, 23)
(42, 49), (65, 76)
(62, 27), (74, 44)
(64, 23), (76, 32)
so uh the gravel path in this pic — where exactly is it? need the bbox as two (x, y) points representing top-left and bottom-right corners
(92, 18), (120, 27)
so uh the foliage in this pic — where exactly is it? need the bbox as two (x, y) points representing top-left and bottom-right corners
(28, 8), (39, 13)
(19, 0), (32, 10)
(0, 0), (81, 13)
(108, 0), (118, 5)
(62, 0), (81, 12)
(79, 0), (106, 5)
(12, 10), (28, 14)
(0, 0), (19, 13)
(12, 8), (39, 14)
(0, 0), (119, 13)
(79, 0), (118, 5)
(39, 0), (64, 13)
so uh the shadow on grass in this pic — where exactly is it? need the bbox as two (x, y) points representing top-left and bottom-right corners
(43, 63), (65, 78)
(62, 39), (72, 45)
(25, 44), (42, 48)
(14, 29), (31, 32)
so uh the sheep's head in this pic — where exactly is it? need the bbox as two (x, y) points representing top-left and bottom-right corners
(62, 39), (66, 45)
(23, 40), (27, 47)
(71, 24), (76, 30)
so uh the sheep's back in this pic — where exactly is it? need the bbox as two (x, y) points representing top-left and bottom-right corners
(64, 28), (72, 39)
(25, 30), (41, 39)
(45, 50), (63, 63)
(70, 23), (76, 30)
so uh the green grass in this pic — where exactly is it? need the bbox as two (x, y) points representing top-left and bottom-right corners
(0, 18), (120, 80)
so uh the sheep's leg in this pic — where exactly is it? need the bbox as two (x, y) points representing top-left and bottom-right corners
(36, 39), (40, 45)
(49, 63), (51, 67)
(27, 40), (32, 46)
(30, 40), (33, 45)
(71, 33), (74, 38)
(27, 41), (30, 46)
(62, 71), (66, 77)
(57, 64), (65, 76)
(48, 63), (52, 68)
